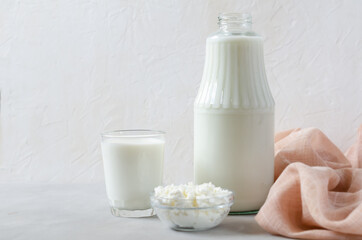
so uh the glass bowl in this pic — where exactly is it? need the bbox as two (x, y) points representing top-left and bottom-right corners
(150, 191), (234, 231)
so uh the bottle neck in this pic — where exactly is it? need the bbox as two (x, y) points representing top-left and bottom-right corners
(218, 13), (252, 33)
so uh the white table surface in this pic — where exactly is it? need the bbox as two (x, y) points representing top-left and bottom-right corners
(1, 183), (288, 240)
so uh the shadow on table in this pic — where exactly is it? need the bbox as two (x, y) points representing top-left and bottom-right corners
(186, 215), (267, 237)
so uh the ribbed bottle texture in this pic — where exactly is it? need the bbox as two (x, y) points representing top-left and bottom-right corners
(195, 37), (274, 111)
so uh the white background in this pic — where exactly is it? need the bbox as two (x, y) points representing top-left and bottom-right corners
(1, 0), (361, 184)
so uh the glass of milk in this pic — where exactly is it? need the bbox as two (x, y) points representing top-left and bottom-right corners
(101, 130), (165, 217)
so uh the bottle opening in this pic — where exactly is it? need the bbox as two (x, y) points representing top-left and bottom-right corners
(218, 13), (252, 33)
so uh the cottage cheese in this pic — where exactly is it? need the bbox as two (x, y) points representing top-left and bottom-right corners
(152, 183), (233, 230)
(154, 182), (232, 207)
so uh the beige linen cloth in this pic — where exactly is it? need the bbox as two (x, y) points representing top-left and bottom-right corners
(255, 126), (362, 240)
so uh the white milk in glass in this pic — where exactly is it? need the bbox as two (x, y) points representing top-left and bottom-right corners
(194, 13), (275, 212)
(101, 130), (164, 217)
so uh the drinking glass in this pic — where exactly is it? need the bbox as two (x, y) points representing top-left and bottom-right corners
(101, 130), (165, 217)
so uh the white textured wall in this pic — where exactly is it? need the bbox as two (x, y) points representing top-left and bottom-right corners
(1, 0), (362, 184)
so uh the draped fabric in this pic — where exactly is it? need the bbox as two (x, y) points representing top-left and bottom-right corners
(255, 126), (362, 240)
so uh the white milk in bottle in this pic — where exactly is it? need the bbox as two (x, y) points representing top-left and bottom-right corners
(194, 13), (274, 213)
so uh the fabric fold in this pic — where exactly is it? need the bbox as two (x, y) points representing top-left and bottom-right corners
(255, 126), (362, 240)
